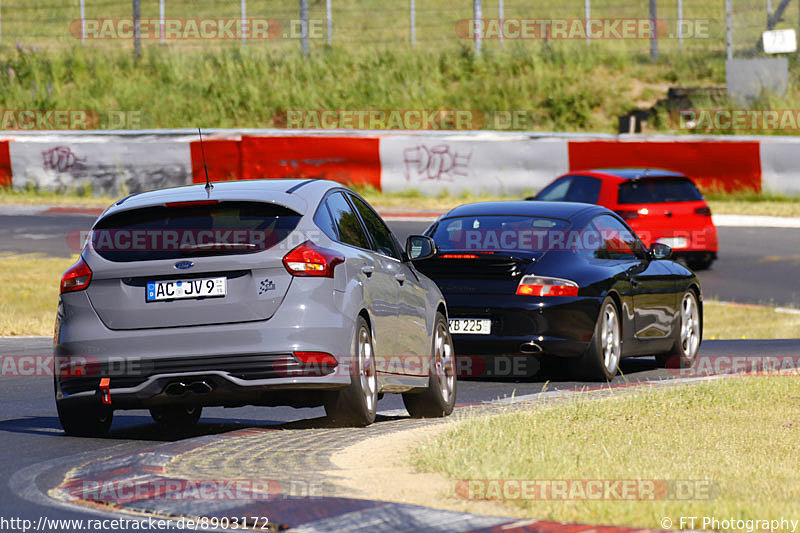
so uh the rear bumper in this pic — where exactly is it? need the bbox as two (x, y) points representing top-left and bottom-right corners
(54, 289), (355, 409)
(443, 294), (601, 358)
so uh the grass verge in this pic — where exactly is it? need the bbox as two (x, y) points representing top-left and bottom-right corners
(0, 253), (77, 336)
(1, 253), (799, 338)
(413, 376), (800, 530)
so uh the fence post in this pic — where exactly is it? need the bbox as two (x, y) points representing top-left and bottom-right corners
(133, 0), (141, 59)
(677, 0), (683, 48)
(725, 0), (733, 59)
(585, 0), (590, 44)
(241, 0), (246, 44)
(326, 0), (332, 45)
(473, 0), (482, 56)
(649, 0), (658, 59)
(498, 0), (504, 46)
(80, 0), (86, 45)
(300, 0), (309, 55)
(410, 0), (416, 47)
(159, 0), (165, 44)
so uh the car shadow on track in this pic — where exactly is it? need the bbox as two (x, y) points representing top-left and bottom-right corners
(0, 412), (414, 442)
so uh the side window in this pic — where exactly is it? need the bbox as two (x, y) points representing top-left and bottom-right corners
(313, 203), (338, 241)
(325, 192), (371, 249)
(586, 215), (642, 260)
(536, 177), (572, 201)
(348, 194), (402, 259)
(564, 176), (601, 203)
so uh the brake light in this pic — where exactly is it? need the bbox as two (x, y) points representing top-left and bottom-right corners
(439, 254), (480, 259)
(694, 206), (712, 216)
(165, 200), (219, 208)
(283, 241), (344, 278)
(60, 257), (93, 293)
(615, 210), (639, 221)
(516, 275), (578, 297)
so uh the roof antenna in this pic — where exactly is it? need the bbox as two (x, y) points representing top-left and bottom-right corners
(198, 127), (213, 195)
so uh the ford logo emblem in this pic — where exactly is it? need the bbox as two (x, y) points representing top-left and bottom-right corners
(174, 261), (194, 270)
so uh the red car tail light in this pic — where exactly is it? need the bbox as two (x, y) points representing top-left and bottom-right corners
(694, 206), (712, 217)
(283, 241), (344, 278)
(516, 275), (579, 297)
(60, 257), (93, 293)
(614, 209), (639, 221)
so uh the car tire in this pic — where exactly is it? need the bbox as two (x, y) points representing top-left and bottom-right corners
(656, 290), (701, 368)
(324, 315), (378, 427)
(149, 405), (202, 428)
(569, 296), (621, 381)
(57, 401), (113, 437)
(402, 312), (457, 418)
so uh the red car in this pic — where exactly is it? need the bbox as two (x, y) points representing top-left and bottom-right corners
(529, 168), (718, 270)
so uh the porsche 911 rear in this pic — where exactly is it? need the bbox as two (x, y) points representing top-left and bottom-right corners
(414, 251), (600, 359)
(54, 188), (355, 433)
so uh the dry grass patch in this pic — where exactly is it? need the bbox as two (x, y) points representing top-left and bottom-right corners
(413, 376), (800, 530)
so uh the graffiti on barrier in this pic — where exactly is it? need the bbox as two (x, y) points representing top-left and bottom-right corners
(402, 144), (471, 182)
(42, 146), (87, 173)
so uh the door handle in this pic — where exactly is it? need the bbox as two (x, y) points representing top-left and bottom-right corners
(631, 278), (639, 288)
(361, 265), (374, 277)
(394, 273), (406, 284)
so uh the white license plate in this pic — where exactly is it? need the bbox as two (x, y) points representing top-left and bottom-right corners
(449, 318), (491, 335)
(657, 237), (688, 249)
(146, 277), (226, 302)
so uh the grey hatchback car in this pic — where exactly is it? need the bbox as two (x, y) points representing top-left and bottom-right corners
(54, 179), (455, 434)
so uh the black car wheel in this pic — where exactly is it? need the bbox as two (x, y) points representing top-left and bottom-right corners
(149, 405), (202, 428)
(569, 297), (621, 381)
(324, 315), (378, 427)
(403, 312), (457, 418)
(57, 401), (113, 437)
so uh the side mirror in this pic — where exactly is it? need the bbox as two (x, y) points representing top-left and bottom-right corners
(649, 242), (672, 260)
(406, 235), (437, 261)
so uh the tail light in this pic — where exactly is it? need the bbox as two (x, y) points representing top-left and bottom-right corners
(60, 257), (93, 293)
(615, 210), (639, 221)
(694, 206), (712, 216)
(283, 241), (344, 278)
(516, 275), (579, 297)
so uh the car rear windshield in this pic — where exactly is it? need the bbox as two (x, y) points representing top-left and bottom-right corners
(431, 215), (570, 252)
(617, 178), (704, 204)
(91, 201), (302, 262)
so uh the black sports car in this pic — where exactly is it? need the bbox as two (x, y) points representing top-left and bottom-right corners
(413, 201), (702, 381)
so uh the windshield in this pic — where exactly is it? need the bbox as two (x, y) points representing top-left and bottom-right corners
(431, 215), (571, 252)
(618, 178), (704, 204)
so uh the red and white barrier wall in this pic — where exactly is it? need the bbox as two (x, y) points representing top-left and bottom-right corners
(1, 131), (799, 196)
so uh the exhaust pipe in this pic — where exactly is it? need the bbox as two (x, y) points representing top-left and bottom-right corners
(520, 342), (542, 354)
(189, 381), (213, 394)
(164, 382), (187, 396)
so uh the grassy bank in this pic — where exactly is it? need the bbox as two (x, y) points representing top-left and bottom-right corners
(413, 376), (800, 530)
(0, 42), (796, 134)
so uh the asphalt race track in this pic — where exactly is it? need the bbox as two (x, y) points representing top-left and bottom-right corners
(1, 208), (799, 531)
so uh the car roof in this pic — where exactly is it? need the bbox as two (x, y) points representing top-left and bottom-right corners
(101, 178), (340, 218)
(577, 168), (687, 180)
(442, 201), (604, 220)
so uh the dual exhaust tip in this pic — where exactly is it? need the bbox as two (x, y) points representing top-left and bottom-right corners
(164, 381), (213, 396)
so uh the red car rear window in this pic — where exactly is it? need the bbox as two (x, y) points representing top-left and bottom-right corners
(617, 178), (704, 204)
